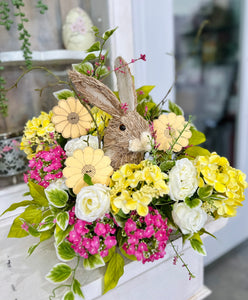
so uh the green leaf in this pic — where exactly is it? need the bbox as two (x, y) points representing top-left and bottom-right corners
(28, 181), (48, 207)
(95, 66), (109, 77)
(182, 233), (192, 244)
(56, 240), (76, 262)
(160, 160), (175, 172)
(83, 254), (105, 270)
(72, 278), (84, 298)
(103, 252), (124, 294)
(185, 146), (210, 159)
(116, 228), (126, 247)
(103, 246), (116, 263)
(136, 85), (155, 101)
(63, 291), (74, 300)
(28, 242), (40, 256)
(190, 238), (207, 256)
(168, 100), (183, 115)
(86, 41), (101, 52)
(188, 128), (206, 146)
(54, 225), (73, 246)
(102, 27), (118, 40)
(24, 222), (40, 237)
(21, 205), (42, 223)
(57, 211), (69, 231)
(82, 53), (97, 63)
(73, 62), (94, 75)
(199, 228), (216, 239)
(45, 188), (68, 208)
(208, 194), (227, 201)
(114, 210), (129, 227)
(8, 217), (29, 238)
(198, 186), (213, 199)
(185, 197), (202, 209)
(37, 215), (55, 232)
(53, 89), (75, 100)
(23, 191), (31, 196)
(46, 263), (72, 283)
(40, 229), (54, 242)
(83, 174), (93, 186)
(49, 205), (62, 216)
(92, 25), (99, 34)
(0, 200), (33, 217)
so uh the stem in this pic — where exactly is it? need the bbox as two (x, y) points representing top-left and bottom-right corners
(154, 79), (176, 110)
(49, 284), (71, 300)
(5, 66), (65, 91)
(71, 255), (80, 282)
(96, 39), (107, 80)
(169, 237), (195, 279)
(166, 118), (191, 157)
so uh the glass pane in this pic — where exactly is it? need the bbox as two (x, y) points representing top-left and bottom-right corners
(173, 0), (242, 166)
(0, 1), (110, 188)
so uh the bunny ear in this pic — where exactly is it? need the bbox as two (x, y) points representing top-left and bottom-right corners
(114, 56), (138, 111)
(69, 70), (123, 117)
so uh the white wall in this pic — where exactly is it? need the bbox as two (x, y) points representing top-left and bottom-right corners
(131, 0), (175, 104)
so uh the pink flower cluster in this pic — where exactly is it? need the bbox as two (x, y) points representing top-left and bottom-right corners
(68, 208), (118, 259)
(122, 208), (172, 263)
(24, 145), (66, 188)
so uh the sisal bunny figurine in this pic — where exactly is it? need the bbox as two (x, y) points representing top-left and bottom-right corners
(69, 56), (151, 170)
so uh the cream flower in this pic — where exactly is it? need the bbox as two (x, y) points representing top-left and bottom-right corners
(52, 97), (92, 139)
(63, 146), (113, 194)
(153, 113), (192, 152)
(172, 202), (207, 235)
(75, 184), (110, 222)
(64, 135), (100, 157)
(168, 158), (198, 201)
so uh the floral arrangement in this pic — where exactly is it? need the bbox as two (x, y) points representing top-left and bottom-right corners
(2, 27), (247, 299)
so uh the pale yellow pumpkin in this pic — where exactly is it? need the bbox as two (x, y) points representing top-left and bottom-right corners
(63, 146), (113, 194)
(52, 97), (92, 139)
(153, 113), (192, 152)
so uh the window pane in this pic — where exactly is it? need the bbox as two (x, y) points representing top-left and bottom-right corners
(173, 0), (241, 165)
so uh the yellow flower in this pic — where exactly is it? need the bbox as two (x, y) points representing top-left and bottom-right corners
(195, 152), (248, 218)
(132, 191), (152, 216)
(153, 113), (192, 152)
(63, 147), (113, 194)
(90, 106), (112, 136)
(20, 111), (57, 159)
(213, 199), (237, 217)
(110, 160), (169, 216)
(113, 190), (136, 214)
(52, 97), (92, 139)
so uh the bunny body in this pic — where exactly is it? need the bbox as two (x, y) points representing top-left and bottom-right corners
(69, 56), (151, 170)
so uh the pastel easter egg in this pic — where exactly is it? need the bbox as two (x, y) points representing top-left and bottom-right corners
(62, 7), (95, 51)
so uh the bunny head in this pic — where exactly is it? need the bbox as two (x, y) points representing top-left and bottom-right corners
(69, 56), (151, 170)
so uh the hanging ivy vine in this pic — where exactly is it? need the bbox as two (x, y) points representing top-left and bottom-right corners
(0, 0), (48, 117)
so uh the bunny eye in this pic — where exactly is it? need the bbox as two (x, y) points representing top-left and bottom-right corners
(119, 124), (126, 131)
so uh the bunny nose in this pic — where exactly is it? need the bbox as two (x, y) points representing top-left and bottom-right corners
(128, 131), (152, 152)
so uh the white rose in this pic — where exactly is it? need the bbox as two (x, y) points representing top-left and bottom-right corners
(45, 178), (68, 191)
(172, 202), (207, 235)
(65, 135), (99, 157)
(168, 158), (198, 201)
(75, 184), (110, 222)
